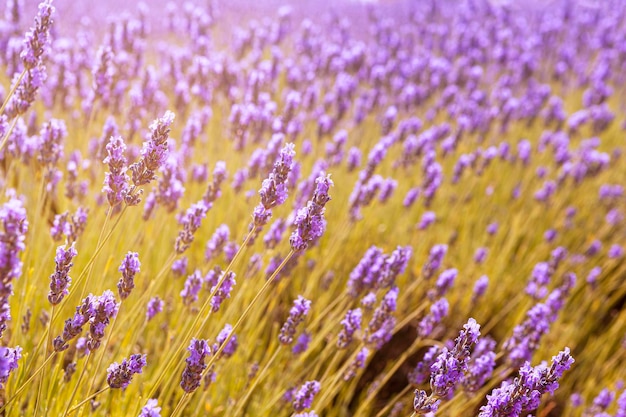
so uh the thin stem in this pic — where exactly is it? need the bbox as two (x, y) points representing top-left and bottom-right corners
(0, 116), (19, 154)
(170, 393), (189, 417)
(62, 353), (92, 417)
(145, 226), (257, 400)
(0, 68), (26, 115)
(171, 249), (295, 416)
(231, 347), (281, 417)
(0, 352), (56, 414)
(66, 387), (110, 415)
(374, 385), (411, 417)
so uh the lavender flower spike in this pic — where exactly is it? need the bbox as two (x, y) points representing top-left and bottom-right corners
(87, 290), (120, 351)
(138, 399), (161, 417)
(0, 196), (28, 338)
(290, 174), (333, 252)
(117, 252), (140, 300)
(126, 111), (175, 204)
(20, 0), (55, 70)
(180, 339), (211, 393)
(102, 135), (129, 207)
(0, 346), (22, 389)
(107, 354), (147, 389)
(279, 296), (312, 345)
(48, 244), (78, 305)
(293, 380), (321, 412)
(53, 294), (95, 352)
(252, 142), (296, 228)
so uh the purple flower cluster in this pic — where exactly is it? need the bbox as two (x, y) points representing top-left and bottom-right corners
(47, 243), (77, 305)
(279, 296), (311, 345)
(290, 174), (332, 252)
(117, 251), (140, 300)
(0, 345), (22, 388)
(106, 353), (147, 389)
(102, 135), (129, 207)
(180, 338), (211, 394)
(293, 380), (321, 412)
(0, 196), (28, 338)
(479, 348), (574, 416)
(138, 399), (161, 417)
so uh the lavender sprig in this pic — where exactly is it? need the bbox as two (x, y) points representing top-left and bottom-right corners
(48, 244), (77, 305)
(107, 354), (147, 389)
(180, 339), (211, 394)
(289, 174), (332, 252)
(279, 296), (311, 345)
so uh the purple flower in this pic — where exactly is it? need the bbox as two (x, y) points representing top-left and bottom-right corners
(418, 298), (449, 338)
(472, 275), (489, 303)
(205, 224), (230, 261)
(422, 244), (447, 280)
(53, 294), (94, 352)
(486, 222), (499, 235)
(181, 269), (204, 306)
(609, 244), (624, 259)
(107, 354), (147, 389)
(214, 324), (238, 358)
(474, 247), (488, 264)
(290, 174), (332, 252)
(138, 399), (161, 417)
(180, 339), (211, 393)
(409, 345), (442, 385)
(478, 348), (574, 416)
(117, 252), (140, 300)
(337, 308), (362, 349)
(293, 380), (321, 412)
(127, 111), (175, 200)
(344, 347), (369, 381)
(47, 244), (77, 305)
(20, 0), (55, 70)
(102, 135), (129, 207)
(87, 290), (120, 351)
(417, 211), (436, 230)
(171, 257), (188, 277)
(293, 332), (311, 356)
(279, 296), (312, 345)
(175, 201), (208, 254)
(209, 271), (236, 312)
(264, 219), (286, 249)
(146, 297), (164, 322)
(430, 318), (481, 398)
(0, 346), (22, 388)
(252, 142), (296, 227)
(365, 287), (398, 349)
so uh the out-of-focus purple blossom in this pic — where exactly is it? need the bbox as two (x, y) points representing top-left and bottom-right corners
(344, 346), (369, 381)
(403, 188), (420, 208)
(171, 257), (187, 277)
(292, 332), (311, 356)
(474, 248), (488, 264)
(146, 296), (164, 321)
(48, 244), (77, 305)
(428, 269), (457, 300)
(264, 219), (286, 249)
(180, 339), (211, 393)
(279, 296), (311, 345)
(205, 224), (230, 261)
(586, 266), (602, 288)
(409, 345), (442, 386)
(209, 271), (236, 312)
(0, 346), (22, 389)
(606, 209), (623, 226)
(472, 275), (489, 303)
(107, 354), (147, 389)
(544, 229), (557, 242)
(337, 308), (362, 349)
(417, 211), (436, 230)
(213, 324), (238, 358)
(138, 399), (161, 417)
(486, 222), (498, 235)
(422, 244), (447, 280)
(293, 380), (321, 412)
(609, 244), (624, 259)
(585, 240), (602, 257)
(365, 287), (398, 349)
(117, 251), (140, 300)
(0, 196), (28, 337)
(347, 147), (361, 172)
(418, 298), (449, 338)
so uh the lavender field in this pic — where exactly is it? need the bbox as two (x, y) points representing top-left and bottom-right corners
(0, 0), (625, 416)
